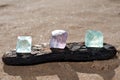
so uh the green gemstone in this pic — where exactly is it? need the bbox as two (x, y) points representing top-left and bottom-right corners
(85, 30), (103, 48)
(16, 36), (32, 53)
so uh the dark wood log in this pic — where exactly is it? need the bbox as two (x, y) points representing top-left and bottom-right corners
(2, 42), (117, 66)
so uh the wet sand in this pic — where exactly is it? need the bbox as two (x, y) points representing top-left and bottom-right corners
(0, 0), (120, 80)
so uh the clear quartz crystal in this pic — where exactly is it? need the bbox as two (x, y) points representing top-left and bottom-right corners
(16, 36), (32, 53)
(85, 30), (103, 48)
(50, 30), (68, 49)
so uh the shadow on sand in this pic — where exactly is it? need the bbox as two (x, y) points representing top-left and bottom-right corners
(3, 56), (120, 80)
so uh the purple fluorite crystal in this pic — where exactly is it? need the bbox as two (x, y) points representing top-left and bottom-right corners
(50, 30), (68, 49)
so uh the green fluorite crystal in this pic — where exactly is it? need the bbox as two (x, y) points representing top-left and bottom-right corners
(85, 30), (103, 48)
(16, 36), (32, 53)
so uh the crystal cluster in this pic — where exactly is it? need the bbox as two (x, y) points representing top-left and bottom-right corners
(85, 30), (103, 48)
(50, 30), (68, 49)
(16, 36), (32, 53)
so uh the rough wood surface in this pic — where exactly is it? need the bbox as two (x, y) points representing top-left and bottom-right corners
(2, 42), (117, 66)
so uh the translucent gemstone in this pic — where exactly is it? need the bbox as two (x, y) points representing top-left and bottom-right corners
(85, 30), (103, 47)
(50, 30), (68, 49)
(16, 36), (32, 53)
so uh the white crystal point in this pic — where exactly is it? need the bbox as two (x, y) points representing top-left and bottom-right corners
(85, 30), (103, 48)
(50, 30), (68, 49)
(16, 36), (32, 53)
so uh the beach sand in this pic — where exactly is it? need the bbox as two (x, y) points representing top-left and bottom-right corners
(0, 0), (120, 80)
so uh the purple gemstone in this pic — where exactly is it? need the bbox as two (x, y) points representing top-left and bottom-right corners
(50, 30), (68, 49)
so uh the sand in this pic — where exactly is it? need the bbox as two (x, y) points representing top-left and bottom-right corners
(0, 0), (120, 80)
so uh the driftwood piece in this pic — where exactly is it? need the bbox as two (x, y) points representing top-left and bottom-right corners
(2, 42), (117, 66)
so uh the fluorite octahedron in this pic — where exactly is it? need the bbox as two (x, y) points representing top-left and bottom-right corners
(50, 30), (68, 49)
(16, 36), (32, 53)
(85, 30), (103, 48)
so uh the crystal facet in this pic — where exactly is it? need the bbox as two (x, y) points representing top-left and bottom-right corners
(50, 30), (68, 49)
(85, 30), (103, 47)
(16, 36), (32, 53)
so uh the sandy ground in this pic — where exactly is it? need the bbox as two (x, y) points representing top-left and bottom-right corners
(0, 0), (120, 80)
